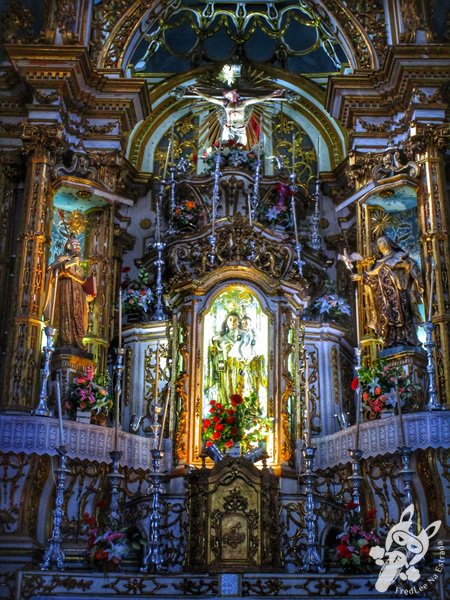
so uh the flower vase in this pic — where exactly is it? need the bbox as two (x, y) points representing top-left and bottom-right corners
(76, 409), (92, 424)
(226, 443), (241, 458)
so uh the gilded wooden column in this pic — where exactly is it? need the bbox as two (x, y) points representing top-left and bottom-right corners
(405, 123), (450, 406)
(0, 153), (23, 382)
(3, 124), (65, 410)
(83, 205), (115, 371)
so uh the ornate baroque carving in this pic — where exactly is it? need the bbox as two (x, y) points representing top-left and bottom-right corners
(167, 213), (306, 289)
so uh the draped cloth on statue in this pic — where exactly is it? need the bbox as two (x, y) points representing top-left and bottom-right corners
(366, 264), (419, 348)
(43, 254), (91, 350)
(206, 334), (267, 404)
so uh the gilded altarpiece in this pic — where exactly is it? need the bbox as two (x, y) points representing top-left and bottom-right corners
(171, 276), (302, 471)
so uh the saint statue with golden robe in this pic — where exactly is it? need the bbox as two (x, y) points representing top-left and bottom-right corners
(363, 236), (423, 348)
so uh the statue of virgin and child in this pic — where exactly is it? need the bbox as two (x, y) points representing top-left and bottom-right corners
(205, 311), (267, 405)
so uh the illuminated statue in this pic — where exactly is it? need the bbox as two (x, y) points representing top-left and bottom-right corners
(189, 86), (284, 146)
(43, 236), (95, 350)
(206, 312), (267, 404)
(363, 236), (424, 348)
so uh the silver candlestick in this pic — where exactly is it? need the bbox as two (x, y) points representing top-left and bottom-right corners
(141, 448), (166, 572)
(294, 242), (305, 276)
(108, 450), (123, 529)
(347, 448), (364, 511)
(40, 445), (70, 570)
(251, 157), (262, 222)
(207, 233), (218, 266)
(34, 326), (56, 417)
(152, 240), (166, 321)
(310, 177), (321, 252)
(300, 446), (324, 572)
(423, 321), (444, 410)
(397, 445), (414, 509)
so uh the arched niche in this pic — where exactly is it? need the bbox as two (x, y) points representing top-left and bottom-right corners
(202, 285), (270, 431)
(172, 272), (304, 473)
(356, 177), (427, 359)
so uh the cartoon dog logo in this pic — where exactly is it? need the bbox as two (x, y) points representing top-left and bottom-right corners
(370, 504), (441, 592)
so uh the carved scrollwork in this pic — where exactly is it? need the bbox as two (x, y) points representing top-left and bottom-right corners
(53, 146), (128, 194)
(371, 146), (419, 181)
(345, 146), (419, 190)
(167, 213), (306, 287)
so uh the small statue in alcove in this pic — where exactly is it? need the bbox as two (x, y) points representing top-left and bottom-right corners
(363, 236), (424, 348)
(43, 235), (96, 351)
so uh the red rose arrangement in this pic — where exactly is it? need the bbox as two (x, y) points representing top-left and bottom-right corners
(202, 392), (272, 452)
(336, 501), (380, 572)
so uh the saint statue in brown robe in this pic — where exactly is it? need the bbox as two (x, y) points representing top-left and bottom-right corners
(43, 236), (95, 350)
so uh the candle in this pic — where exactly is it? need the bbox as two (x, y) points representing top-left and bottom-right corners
(170, 124), (175, 164)
(154, 343), (160, 407)
(257, 114), (263, 161)
(158, 387), (170, 451)
(292, 133), (296, 172)
(118, 288), (122, 349)
(317, 135), (320, 176)
(355, 389), (361, 450)
(49, 267), (60, 327)
(156, 187), (162, 244)
(396, 385), (406, 446)
(55, 374), (64, 447)
(162, 127), (174, 182)
(248, 192), (253, 227)
(355, 286), (361, 346)
(304, 355), (311, 447)
(428, 257), (435, 322)
(291, 197), (299, 244)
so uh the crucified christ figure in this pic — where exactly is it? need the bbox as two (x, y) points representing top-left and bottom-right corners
(189, 87), (284, 146)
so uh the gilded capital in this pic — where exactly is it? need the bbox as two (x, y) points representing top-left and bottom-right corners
(21, 124), (67, 159)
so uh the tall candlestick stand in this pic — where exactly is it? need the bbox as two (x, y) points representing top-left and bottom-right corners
(289, 171), (304, 276)
(208, 145), (222, 265)
(300, 446), (324, 572)
(141, 401), (166, 572)
(354, 345), (363, 447)
(34, 326), (56, 417)
(40, 445), (70, 570)
(152, 240), (167, 321)
(347, 448), (364, 512)
(251, 156), (262, 222)
(141, 447), (165, 572)
(109, 347), (125, 528)
(310, 177), (321, 252)
(168, 164), (177, 235)
(397, 445), (414, 509)
(423, 321), (444, 410)
(108, 450), (123, 529)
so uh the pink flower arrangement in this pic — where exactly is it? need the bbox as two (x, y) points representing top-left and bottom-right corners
(68, 369), (112, 415)
(336, 502), (380, 571)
